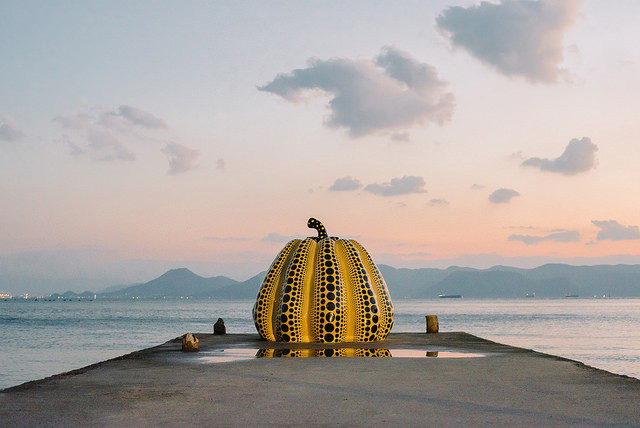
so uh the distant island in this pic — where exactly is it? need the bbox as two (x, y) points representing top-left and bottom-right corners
(30, 263), (640, 300)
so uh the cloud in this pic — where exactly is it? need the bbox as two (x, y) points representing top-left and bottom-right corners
(509, 150), (526, 161)
(204, 236), (251, 241)
(379, 251), (433, 261)
(113, 105), (168, 129)
(404, 251), (432, 258)
(389, 132), (410, 142)
(471, 183), (485, 190)
(522, 137), (598, 175)
(216, 158), (226, 171)
(54, 134), (83, 156)
(258, 46), (455, 137)
(53, 114), (137, 161)
(0, 116), (24, 142)
(54, 114), (95, 130)
(427, 198), (449, 207)
(489, 188), (520, 204)
(261, 232), (303, 244)
(329, 176), (362, 192)
(54, 106), (171, 164)
(96, 106), (168, 132)
(509, 230), (581, 245)
(436, 0), (584, 82)
(68, 142), (85, 156)
(87, 129), (135, 161)
(365, 176), (427, 197)
(592, 220), (640, 241)
(162, 143), (199, 175)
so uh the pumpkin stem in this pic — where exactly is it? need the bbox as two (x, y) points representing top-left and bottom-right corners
(307, 218), (328, 239)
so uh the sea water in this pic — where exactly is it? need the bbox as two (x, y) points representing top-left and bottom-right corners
(1, 298), (639, 389)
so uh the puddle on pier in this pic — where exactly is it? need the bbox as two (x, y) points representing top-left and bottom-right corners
(196, 348), (487, 363)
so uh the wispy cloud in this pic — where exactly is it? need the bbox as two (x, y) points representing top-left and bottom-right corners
(67, 141), (85, 156)
(427, 198), (450, 207)
(329, 176), (362, 192)
(162, 143), (199, 175)
(87, 129), (135, 161)
(259, 46), (454, 137)
(216, 158), (226, 171)
(509, 230), (581, 245)
(508, 225), (547, 231)
(54, 105), (173, 164)
(522, 137), (598, 175)
(365, 176), (427, 197)
(489, 188), (520, 204)
(0, 116), (24, 142)
(54, 114), (94, 130)
(204, 236), (251, 241)
(261, 232), (303, 244)
(436, 0), (584, 82)
(112, 105), (167, 130)
(592, 220), (640, 241)
(389, 132), (411, 142)
(471, 183), (485, 190)
(380, 251), (432, 260)
(61, 106), (168, 133)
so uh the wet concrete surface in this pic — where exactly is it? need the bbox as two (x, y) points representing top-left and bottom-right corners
(2, 332), (639, 427)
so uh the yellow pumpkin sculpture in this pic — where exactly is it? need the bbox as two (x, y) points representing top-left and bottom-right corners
(253, 218), (394, 343)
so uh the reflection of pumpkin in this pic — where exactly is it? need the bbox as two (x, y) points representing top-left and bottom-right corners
(256, 348), (391, 358)
(253, 218), (394, 343)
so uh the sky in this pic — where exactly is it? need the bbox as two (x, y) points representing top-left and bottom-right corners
(2, 0), (640, 294)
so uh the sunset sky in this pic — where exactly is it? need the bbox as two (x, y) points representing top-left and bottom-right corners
(2, 0), (640, 293)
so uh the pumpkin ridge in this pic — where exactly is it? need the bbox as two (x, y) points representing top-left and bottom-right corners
(276, 238), (314, 342)
(300, 239), (319, 342)
(312, 238), (346, 343)
(269, 239), (301, 340)
(253, 239), (300, 340)
(352, 240), (394, 340)
(334, 240), (356, 342)
(341, 240), (380, 342)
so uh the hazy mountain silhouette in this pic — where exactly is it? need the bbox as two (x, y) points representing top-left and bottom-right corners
(381, 263), (640, 298)
(215, 272), (266, 299)
(49, 263), (640, 299)
(99, 283), (133, 294)
(98, 268), (265, 299)
(378, 265), (476, 298)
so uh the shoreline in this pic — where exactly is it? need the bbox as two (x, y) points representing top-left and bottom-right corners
(2, 332), (640, 426)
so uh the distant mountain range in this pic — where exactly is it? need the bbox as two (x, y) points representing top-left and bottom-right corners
(50, 263), (640, 300)
(96, 268), (266, 299)
(379, 264), (640, 298)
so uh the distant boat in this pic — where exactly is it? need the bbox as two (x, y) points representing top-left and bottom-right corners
(525, 293), (535, 298)
(565, 294), (579, 298)
(438, 294), (462, 299)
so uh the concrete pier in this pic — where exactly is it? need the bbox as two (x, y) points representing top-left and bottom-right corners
(2, 332), (639, 427)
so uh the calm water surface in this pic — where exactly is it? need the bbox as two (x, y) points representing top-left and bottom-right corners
(1, 298), (639, 389)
